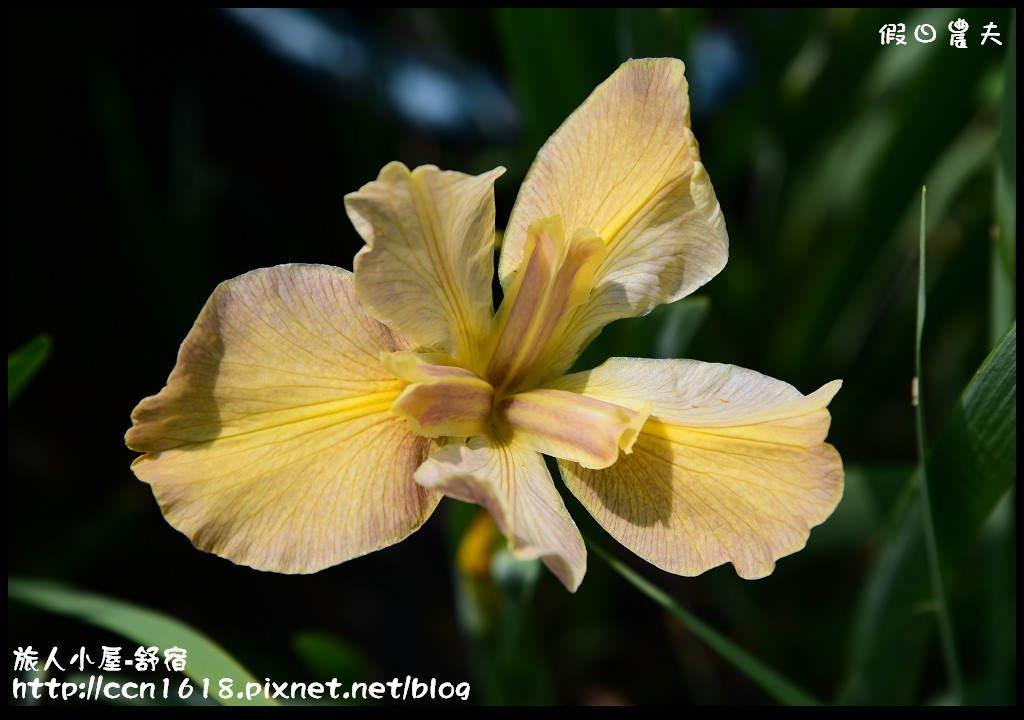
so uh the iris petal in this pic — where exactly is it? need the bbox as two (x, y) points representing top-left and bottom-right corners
(126, 265), (440, 574)
(383, 351), (494, 439)
(415, 437), (587, 592)
(498, 388), (650, 470)
(500, 58), (729, 380)
(550, 358), (843, 579)
(347, 162), (505, 372)
(486, 216), (605, 392)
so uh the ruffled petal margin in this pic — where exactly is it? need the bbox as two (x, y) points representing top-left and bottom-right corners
(549, 358), (843, 579)
(347, 162), (504, 372)
(126, 265), (440, 574)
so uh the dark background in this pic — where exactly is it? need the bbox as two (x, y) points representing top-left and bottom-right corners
(8, 8), (1015, 705)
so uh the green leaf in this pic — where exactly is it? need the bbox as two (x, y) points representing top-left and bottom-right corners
(995, 11), (1016, 282)
(839, 472), (933, 705)
(960, 491), (1016, 704)
(929, 322), (1016, 576)
(992, 11), (1016, 343)
(841, 324), (1016, 704)
(8, 334), (51, 406)
(587, 538), (821, 706)
(8, 578), (274, 707)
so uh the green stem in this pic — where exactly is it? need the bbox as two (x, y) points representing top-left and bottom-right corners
(586, 536), (821, 706)
(914, 186), (964, 702)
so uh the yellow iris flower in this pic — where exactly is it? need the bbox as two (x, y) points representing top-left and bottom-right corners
(126, 58), (843, 592)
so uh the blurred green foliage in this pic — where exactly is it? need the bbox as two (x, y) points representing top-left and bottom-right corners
(7, 7), (1015, 706)
(8, 334), (50, 406)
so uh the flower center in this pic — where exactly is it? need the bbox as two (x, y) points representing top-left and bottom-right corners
(384, 350), (649, 469)
(381, 215), (648, 469)
(382, 214), (607, 440)
(481, 216), (606, 394)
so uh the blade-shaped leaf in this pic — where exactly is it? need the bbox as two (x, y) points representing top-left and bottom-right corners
(9, 579), (274, 707)
(929, 322), (1016, 575)
(841, 323), (1016, 703)
(994, 11), (1016, 284)
(991, 11), (1016, 343)
(839, 476), (933, 704)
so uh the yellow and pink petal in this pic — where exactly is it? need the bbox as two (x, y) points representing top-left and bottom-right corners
(346, 162), (504, 373)
(497, 388), (650, 471)
(485, 216), (606, 393)
(414, 437), (587, 592)
(125, 264), (440, 574)
(499, 58), (729, 381)
(548, 358), (843, 579)
(383, 351), (494, 439)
